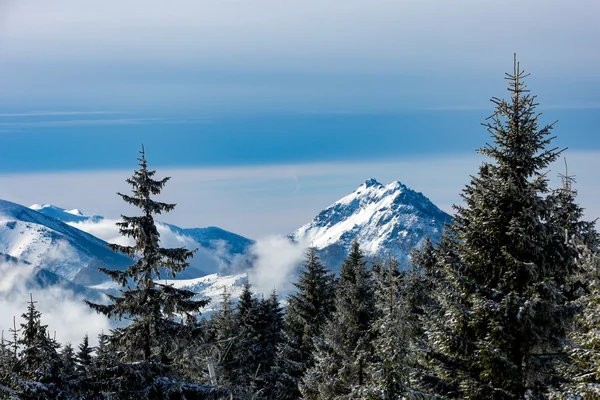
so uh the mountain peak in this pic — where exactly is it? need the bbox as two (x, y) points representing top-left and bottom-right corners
(292, 179), (451, 266)
(363, 178), (383, 188)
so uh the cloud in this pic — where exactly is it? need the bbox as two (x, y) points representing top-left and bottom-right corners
(0, 260), (111, 347)
(68, 218), (225, 277)
(0, 0), (598, 115)
(247, 235), (306, 296)
(1, 151), (600, 239)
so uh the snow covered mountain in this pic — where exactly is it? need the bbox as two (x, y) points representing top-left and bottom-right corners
(6, 179), (450, 306)
(30, 204), (254, 278)
(292, 178), (451, 268)
(0, 200), (131, 286)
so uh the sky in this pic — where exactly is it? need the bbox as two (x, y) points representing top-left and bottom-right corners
(0, 0), (599, 239)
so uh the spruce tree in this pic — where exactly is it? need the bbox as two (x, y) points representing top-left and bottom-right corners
(416, 56), (578, 399)
(255, 290), (284, 398)
(301, 240), (376, 399)
(363, 257), (414, 399)
(16, 295), (62, 397)
(275, 248), (336, 400)
(85, 146), (209, 396)
(207, 288), (241, 389)
(76, 334), (94, 374)
(547, 173), (600, 398)
(234, 280), (261, 393)
(553, 246), (600, 399)
(19, 295), (61, 382)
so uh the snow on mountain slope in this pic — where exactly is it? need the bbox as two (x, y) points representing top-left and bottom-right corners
(292, 178), (451, 268)
(31, 204), (254, 277)
(156, 272), (248, 310)
(0, 200), (131, 285)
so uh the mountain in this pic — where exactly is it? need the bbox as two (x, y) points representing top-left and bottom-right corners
(30, 204), (254, 277)
(0, 200), (131, 286)
(292, 178), (451, 269)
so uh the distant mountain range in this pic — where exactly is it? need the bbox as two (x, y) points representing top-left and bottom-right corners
(0, 179), (451, 304)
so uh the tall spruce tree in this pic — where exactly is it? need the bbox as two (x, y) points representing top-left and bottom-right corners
(275, 248), (336, 400)
(207, 288), (241, 389)
(364, 256), (414, 399)
(301, 240), (376, 399)
(416, 56), (577, 399)
(86, 147), (209, 395)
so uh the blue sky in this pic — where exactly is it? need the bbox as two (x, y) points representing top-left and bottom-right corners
(0, 0), (599, 237)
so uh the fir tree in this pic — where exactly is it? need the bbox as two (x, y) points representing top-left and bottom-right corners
(235, 280), (261, 393)
(416, 56), (578, 399)
(275, 248), (336, 400)
(548, 172), (600, 398)
(364, 256), (413, 399)
(207, 288), (241, 389)
(255, 290), (284, 398)
(301, 240), (376, 399)
(18, 295), (61, 384)
(76, 334), (94, 374)
(85, 146), (209, 396)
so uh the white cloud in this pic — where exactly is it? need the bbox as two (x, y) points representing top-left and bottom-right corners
(247, 235), (306, 296)
(0, 260), (111, 347)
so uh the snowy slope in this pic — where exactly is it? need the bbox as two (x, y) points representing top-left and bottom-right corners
(292, 178), (451, 268)
(0, 200), (131, 285)
(156, 273), (248, 311)
(31, 204), (254, 277)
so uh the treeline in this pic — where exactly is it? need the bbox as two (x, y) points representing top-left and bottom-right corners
(2, 58), (600, 399)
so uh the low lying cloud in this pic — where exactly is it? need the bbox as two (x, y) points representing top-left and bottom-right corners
(69, 218), (226, 277)
(247, 235), (306, 296)
(0, 260), (111, 347)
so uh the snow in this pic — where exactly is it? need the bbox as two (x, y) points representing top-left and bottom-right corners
(292, 178), (451, 264)
(0, 199), (130, 284)
(156, 273), (248, 310)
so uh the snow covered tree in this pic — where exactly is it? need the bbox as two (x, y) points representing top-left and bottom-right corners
(18, 295), (61, 385)
(416, 56), (578, 399)
(85, 146), (209, 396)
(363, 256), (416, 399)
(301, 240), (376, 399)
(228, 282), (284, 399)
(553, 245), (600, 399)
(206, 288), (240, 389)
(275, 248), (336, 400)
(546, 172), (600, 398)
(76, 334), (94, 374)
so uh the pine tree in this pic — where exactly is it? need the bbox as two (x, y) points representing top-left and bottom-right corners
(207, 288), (241, 389)
(553, 246), (600, 399)
(76, 334), (94, 374)
(363, 256), (414, 399)
(59, 343), (78, 395)
(16, 295), (62, 397)
(235, 280), (261, 393)
(255, 290), (284, 398)
(85, 146), (209, 396)
(546, 172), (600, 398)
(18, 295), (61, 382)
(416, 56), (578, 399)
(275, 248), (336, 400)
(301, 240), (376, 399)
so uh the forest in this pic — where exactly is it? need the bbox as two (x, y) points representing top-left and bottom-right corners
(0, 60), (599, 399)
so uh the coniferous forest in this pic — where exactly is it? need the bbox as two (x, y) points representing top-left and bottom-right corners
(1, 59), (600, 399)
